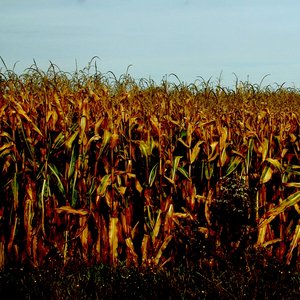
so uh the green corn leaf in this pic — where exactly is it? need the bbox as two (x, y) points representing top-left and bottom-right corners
(245, 137), (254, 174)
(71, 171), (78, 207)
(12, 172), (18, 211)
(177, 166), (190, 180)
(138, 140), (149, 158)
(97, 174), (112, 197)
(171, 156), (182, 180)
(48, 163), (66, 196)
(226, 156), (243, 176)
(68, 146), (78, 179)
(149, 163), (158, 187)
(52, 132), (65, 150)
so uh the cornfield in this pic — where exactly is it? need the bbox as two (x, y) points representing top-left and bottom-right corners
(0, 62), (300, 272)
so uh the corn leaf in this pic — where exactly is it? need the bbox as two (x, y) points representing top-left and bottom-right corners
(260, 165), (273, 184)
(190, 140), (204, 164)
(258, 190), (300, 228)
(149, 163), (158, 187)
(226, 156), (243, 176)
(154, 235), (172, 265)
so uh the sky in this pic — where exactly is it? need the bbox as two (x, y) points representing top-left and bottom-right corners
(1, 0), (300, 88)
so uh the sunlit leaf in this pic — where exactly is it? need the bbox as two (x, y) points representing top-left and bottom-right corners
(149, 163), (158, 187)
(190, 140), (204, 164)
(260, 165), (273, 184)
(258, 191), (300, 228)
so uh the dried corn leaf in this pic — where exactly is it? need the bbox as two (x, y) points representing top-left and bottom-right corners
(141, 234), (150, 264)
(56, 206), (89, 216)
(97, 174), (112, 197)
(258, 191), (300, 228)
(109, 217), (118, 265)
(153, 235), (172, 265)
(286, 224), (300, 265)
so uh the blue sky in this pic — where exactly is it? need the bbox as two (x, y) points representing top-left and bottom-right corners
(1, 0), (300, 87)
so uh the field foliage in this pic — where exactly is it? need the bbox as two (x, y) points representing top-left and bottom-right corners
(0, 62), (300, 275)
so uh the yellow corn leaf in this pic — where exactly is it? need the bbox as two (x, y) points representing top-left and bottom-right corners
(150, 116), (160, 136)
(257, 110), (267, 122)
(153, 235), (172, 265)
(164, 175), (175, 185)
(281, 148), (289, 159)
(286, 224), (300, 265)
(231, 150), (245, 158)
(197, 227), (209, 236)
(219, 147), (228, 167)
(178, 137), (190, 148)
(109, 217), (119, 266)
(80, 216), (89, 260)
(295, 204), (300, 215)
(152, 210), (162, 242)
(141, 234), (150, 264)
(15, 107), (43, 137)
(128, 221), (138, 241)
(94, 117), (104, 135)
(172, 212), (188, 219)
(117, 186), (126, 196)
(260, 165), (273, 184)
(163, 204), (174, 234)
(190, 140), (204, 164)
(258, 191), (300, 228)
(0, 142), (13, 153)
(219, 126), (228, 150)
(289, 133), (297, 143)
(55, 206), (89, 216)
(205, 189), (213, 226)
(283, 182), (300, 188)
(135, 178), (143, 194)
(262, 138), (269, 162)
(110, 133), (119, 149)
(261, 238), (281, 248)
(256, 224), (268, 246)
(187, 123), (194, 146)
(65, 129), (79, 152)
(99, 130), (111, 156)
(125, 237), (138, 265)
(208, 141), (219, 160)
(265, 158), (283, 173)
